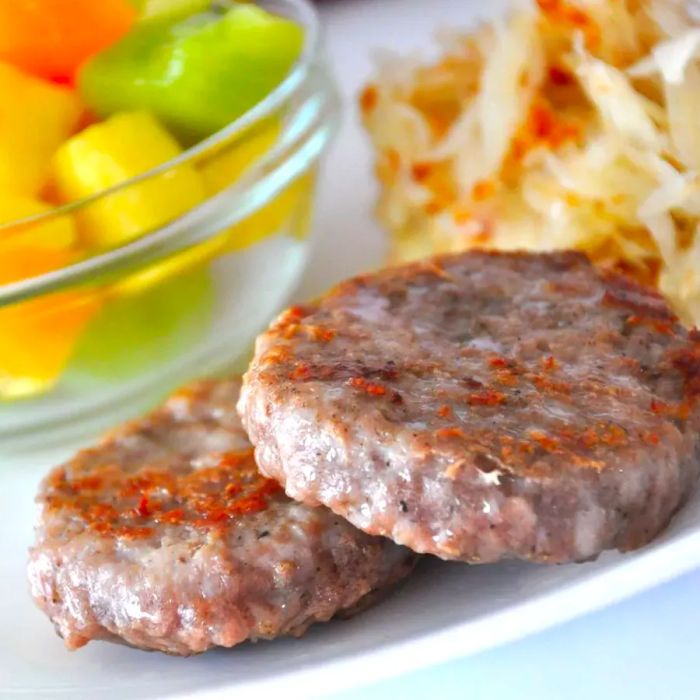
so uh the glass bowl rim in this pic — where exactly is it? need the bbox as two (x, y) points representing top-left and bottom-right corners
(0, 0), (324, 302)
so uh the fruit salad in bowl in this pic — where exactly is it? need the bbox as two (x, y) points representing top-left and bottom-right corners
(0, 0), (339, 450)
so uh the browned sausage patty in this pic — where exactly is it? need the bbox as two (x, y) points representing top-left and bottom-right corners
(239, 250), (700, 564)
(27, 378), (416, 655)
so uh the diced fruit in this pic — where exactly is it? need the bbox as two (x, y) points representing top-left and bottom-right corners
(0, 61), (82, 196)
(200, 121), (314, 251)
(51, 111), (206, 249)
(67, 266), (213, 383)
(79, 4), (304, 143)
(0, 289), (100, 399)
(200, 121), (280, 194)
(0, 193), (76, 252)
(116, 233), (226, 295)
(0, 246), (76, 286)
(0, 247), (100, 399)
(224, 174), (314, 252)
(0, 0), (136, 84)
(118, 119), (287, 294)
(287, 173), (315, 242)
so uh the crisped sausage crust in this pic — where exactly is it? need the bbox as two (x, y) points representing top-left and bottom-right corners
(28, 378), (415, 654)
(240, 251), (700, 563)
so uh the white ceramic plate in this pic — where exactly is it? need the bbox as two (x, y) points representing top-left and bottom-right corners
(4, 0), (700, 698)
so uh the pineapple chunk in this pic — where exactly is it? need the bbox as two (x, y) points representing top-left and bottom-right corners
(0, 193), (76, 253)
(0, 61), (82, 196)
(0, 247), (100, 399)
(115, 232), (225, 296)
(51, 111), (206, 249)
(0, 202), (97, 399)
(201, 121), (280, 194)
(224, 174), (314, 252)
(201, 120), (314, 251)
(0, 287), (100, 399)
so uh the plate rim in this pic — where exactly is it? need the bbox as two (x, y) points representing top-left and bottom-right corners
(158, 526), (700, 700)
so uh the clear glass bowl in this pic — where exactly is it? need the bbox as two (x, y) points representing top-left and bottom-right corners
(0, 0), (339, 452)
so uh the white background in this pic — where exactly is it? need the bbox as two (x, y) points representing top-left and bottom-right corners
(330, 570), (700, 700)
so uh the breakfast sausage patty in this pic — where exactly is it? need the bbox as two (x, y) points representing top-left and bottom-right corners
(239, 250), (700, 563)
(28, 378), (415, 655)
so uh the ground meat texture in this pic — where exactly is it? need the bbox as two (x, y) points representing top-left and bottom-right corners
(27, 379), (416, 655)
(239, 250), (700, 564)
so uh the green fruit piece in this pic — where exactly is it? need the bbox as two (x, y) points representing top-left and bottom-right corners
(65, 266), (214, 383)
(79, 4), (304, 144)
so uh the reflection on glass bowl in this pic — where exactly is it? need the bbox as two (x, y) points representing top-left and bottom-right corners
(0, 0), (339, 452)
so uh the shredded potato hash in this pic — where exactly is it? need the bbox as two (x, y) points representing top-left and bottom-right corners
(360, 0), (700, 324)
